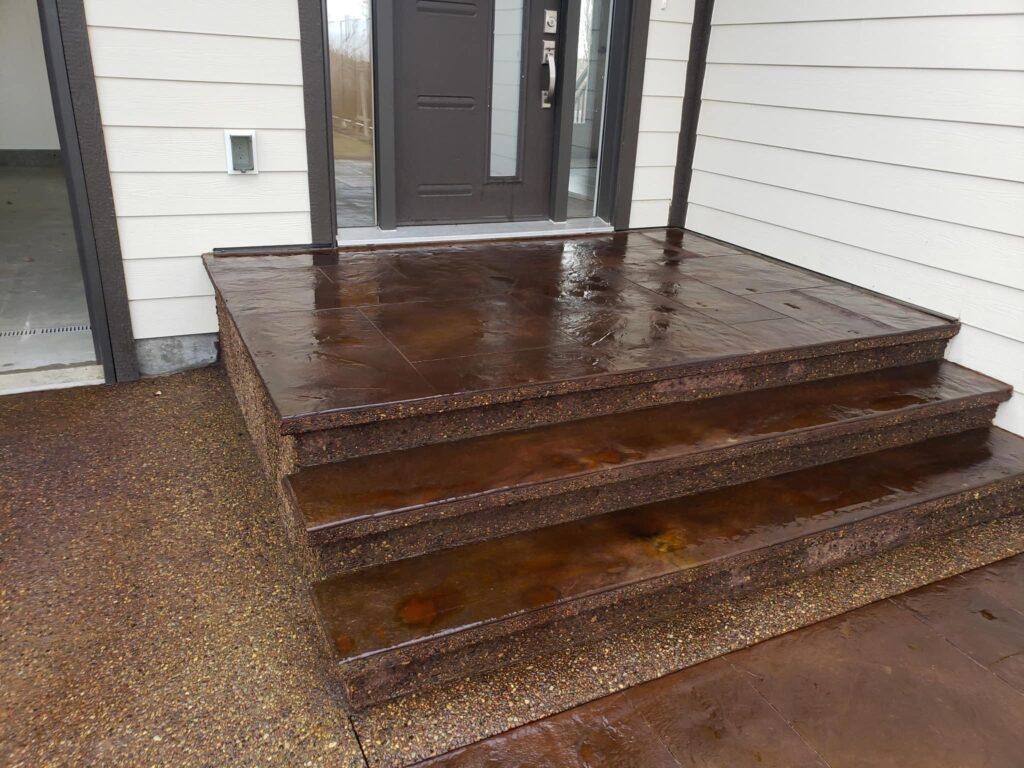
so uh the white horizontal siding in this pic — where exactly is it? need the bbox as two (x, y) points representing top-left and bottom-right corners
(637, 96), (684, 132)
(709, 16), (1024, 70)
(703, 64), (1024, 126)
(686, 1), (1024, 436)
(95, 79), (305, 129)
(88, 27), (303, 84)
(651, 0), (696, 23)
(85, 0), (309, 339)
(688, 172), (1024, 291)
(103, 127), (307, 173)
(629, 200), (673, 229)
(713, 0), (1024, 24)
(635, 132), (682, 167)
(123, 257), (212, 301)
(83, 0), (300, 38)
(109, 172), (309, 217)
(693, 137), (1024, 237)
(117, 213), (314, 261)
(630, 1), (694, 228)
(632, 167), (678, 201)
(128, 296), (219, 340)
(697, 102), (1024, 183)
(642, 60), (687, 97)
(646, 21), (693, 61)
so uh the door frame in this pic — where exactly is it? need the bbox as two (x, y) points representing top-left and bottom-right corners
(301, 0), (651, 235)
(36, 0), (138, 382)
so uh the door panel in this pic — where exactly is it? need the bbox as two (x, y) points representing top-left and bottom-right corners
(393, 0), (559, 225)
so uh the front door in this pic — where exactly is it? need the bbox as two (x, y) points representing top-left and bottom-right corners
(393, 0), (561, 225)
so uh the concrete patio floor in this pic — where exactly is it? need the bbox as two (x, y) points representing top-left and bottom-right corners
(419, 556), (1024, 767)
(1, 366), (1022, 767)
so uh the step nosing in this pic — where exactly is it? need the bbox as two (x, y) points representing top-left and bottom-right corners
(278, 324), (956, 434)
(329, 472), (1023, 666)
(298, 386), (1007, 534)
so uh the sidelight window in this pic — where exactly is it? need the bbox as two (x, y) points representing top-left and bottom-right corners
(489, 0), (525, 178)
(328, 0), (377, 227)
(568, 0), (613, 217)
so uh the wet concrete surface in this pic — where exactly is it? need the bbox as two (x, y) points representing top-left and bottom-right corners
(290, 361), (1004, 529)
(205, 230), (948, 420)
(414, 554), (1024, 768)
(0, 368), (364, 767)
(2, 367), (1022, 767)
(314, 428), (1024, 661)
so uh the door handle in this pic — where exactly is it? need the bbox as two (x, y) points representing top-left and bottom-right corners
(542, 41), (557, 108)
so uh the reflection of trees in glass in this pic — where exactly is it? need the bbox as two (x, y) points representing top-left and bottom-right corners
(328, 0), (374, 162)
(328, 0), (376, 226)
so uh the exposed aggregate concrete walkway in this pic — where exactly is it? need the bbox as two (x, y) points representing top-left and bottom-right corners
(2, 366), (1022, 767)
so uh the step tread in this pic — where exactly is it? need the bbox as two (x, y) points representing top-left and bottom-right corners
(314, 428), (1024, 663)
(290, 362), (1008, 533)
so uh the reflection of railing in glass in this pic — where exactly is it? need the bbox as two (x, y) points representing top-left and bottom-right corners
(574, 63), (590, 124)
(568, 0), (613, 218)
(489, 0), (525, 178)
(328, 0), (377, 228)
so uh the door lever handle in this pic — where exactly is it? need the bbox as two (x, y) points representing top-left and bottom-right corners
(542, 41), (557, 108)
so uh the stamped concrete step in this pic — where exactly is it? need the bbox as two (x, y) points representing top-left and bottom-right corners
(313, 428), (1024, 710)
(208, 229), (957, 475)
(288, 362), (1009, 574)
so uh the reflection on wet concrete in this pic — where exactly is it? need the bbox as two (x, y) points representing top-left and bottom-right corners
(206, 229), (947, 419)
(313, 429), (1024, 659)
(416, 554), (1024, 767)
(291, 361), (998, 528)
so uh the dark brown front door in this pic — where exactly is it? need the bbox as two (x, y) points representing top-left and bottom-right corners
(393, 0), (561, 225)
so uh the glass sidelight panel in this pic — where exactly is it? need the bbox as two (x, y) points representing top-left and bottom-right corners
(489, 0), (525, 178)
(568, 0), (613, 217)
(328, 0), (376, 227)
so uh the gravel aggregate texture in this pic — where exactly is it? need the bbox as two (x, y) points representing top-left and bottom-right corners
(0, 368), (365, 768)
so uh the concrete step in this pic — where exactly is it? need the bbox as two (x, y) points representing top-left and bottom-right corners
(288, 362), (1009, 574)
(207, 229), (957, 476)
(313, 428), (1024, 710)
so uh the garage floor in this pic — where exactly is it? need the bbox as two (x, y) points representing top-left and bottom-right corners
(0, 164), (101, 393)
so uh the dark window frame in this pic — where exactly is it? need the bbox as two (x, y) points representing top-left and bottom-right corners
(37, 0), (138, 382)
(669, 0), (715, 228)
(300, 0), (653, 234)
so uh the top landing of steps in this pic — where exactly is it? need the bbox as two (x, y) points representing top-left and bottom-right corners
(205, 229), (955, 452)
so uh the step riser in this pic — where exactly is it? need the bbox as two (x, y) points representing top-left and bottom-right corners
(294, 336), (950, 466)
(334, 480), (1024, 710)
(219, 298), (298, 479)
(308, 400), (1000, 575)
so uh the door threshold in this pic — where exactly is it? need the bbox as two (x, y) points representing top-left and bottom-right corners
(336, 217), (613, 247)
(0, 363), (105, 396)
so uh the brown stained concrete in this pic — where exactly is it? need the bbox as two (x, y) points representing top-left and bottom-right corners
(415, 555), (1024, 767)
(204, 229), (953, 432)
(290, 361), (1005, 530)
(354, 516), (1024, 767)
(315, 427), (1024, 708)
(0, 368), (364, 768)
